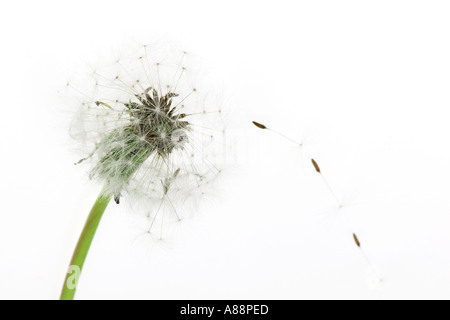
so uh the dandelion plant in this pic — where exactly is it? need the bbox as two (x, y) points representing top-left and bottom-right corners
(61, 43), (225, 300)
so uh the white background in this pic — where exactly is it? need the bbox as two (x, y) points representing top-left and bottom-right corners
(1, 0), (450, 300)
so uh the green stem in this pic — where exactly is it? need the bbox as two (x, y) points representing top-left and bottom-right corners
(60, 191), (112, 300)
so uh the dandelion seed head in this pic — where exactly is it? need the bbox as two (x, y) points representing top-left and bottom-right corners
(65, 41), (227, 236)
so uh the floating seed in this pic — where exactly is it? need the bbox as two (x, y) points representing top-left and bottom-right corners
(311, 159), (321, 173)
(353, 233), (361, 248)
(252, 121), (267, 130)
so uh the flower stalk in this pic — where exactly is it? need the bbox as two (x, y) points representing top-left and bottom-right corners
(60, 191), (112, 300)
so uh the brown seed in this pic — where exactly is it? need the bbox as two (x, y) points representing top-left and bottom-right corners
(311, 159), (321, 173)
(353, 233), (361, 248)
(252, 121), (267, 130)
